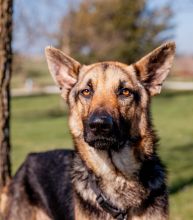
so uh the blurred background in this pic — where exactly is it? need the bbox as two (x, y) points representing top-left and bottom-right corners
(0, 0), (193, 219)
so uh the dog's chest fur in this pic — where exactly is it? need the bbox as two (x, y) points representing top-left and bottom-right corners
(72, 151), (149, 218)
(6, 148), (167, 220)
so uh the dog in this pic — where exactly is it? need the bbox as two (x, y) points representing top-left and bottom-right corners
(0, 42), (175, 220)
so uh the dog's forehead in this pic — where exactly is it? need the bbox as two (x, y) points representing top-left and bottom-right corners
(78, 62), (137, 86)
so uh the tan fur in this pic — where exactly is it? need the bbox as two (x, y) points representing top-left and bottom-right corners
(74, 202), (90, 220)
(0, 185), (10, 218)
(0, 191), (9, 215)
(35, 208), (52, 220)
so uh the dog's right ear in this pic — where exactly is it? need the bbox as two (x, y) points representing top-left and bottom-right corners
(45, 47), (81, 100)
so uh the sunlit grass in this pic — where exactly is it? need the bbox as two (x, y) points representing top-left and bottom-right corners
(11, 95), (72, 173)
(152, 91), (193, 220)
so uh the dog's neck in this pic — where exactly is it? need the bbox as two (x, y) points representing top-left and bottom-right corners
(72, 143), (151, 212)
(110, 146), (141, 178)
(74, 136), (155, 180)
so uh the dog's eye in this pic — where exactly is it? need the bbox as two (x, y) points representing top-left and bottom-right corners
(81, 89), (91, 97)
(119, 88), (131, 97)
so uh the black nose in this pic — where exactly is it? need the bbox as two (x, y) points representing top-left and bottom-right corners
(88, 112), (113, 134)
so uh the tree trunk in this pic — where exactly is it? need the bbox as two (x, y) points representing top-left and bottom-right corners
(0, 0), (13, 193)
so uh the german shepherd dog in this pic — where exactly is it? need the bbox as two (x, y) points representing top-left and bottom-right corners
(0, 42), (175, 220)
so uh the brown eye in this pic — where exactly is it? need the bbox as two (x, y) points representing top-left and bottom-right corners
(120, 88), (131, 97)
(81, 89), (91, 97)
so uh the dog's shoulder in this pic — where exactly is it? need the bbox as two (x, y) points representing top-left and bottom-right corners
(10, 149), (75, 220)
(24, 149), (74, 176)
(13, 149), (74, 185)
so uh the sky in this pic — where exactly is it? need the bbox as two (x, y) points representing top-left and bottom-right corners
(175, 11), (193, 54)
(154, 0), (193, 55)
(13, 0), (193, 55)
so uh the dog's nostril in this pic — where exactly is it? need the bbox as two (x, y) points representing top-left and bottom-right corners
(89, 115), (113, 132)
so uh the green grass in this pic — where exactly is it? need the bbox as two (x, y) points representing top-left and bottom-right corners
(11, 95), (72, 173)
(152, 91), (193, 220)
(11, 91), (193, 219)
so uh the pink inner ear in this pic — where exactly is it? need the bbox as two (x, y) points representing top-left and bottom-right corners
(50, 61), (77, 89)
(57, 66), (77, 89)
(149, 84), (162, 96)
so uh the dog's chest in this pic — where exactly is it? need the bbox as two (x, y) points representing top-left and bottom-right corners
(99, 174), (147, 209)
(73, 154), (148, 213)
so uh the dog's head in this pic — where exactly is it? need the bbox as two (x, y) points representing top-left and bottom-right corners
(45, 42), (175, 154)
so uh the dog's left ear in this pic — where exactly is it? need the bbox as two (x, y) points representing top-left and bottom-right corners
(134, 42), (176, 96)
(45, 47), (81, 100)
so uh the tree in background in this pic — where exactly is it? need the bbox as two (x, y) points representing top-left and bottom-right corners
(0, 0), (13, 193)
(59, 0), (173, 64)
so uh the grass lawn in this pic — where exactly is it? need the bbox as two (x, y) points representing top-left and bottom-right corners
(11, 91), (193, 220)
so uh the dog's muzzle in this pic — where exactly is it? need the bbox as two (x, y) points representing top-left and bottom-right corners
(84, 111), (119, 150)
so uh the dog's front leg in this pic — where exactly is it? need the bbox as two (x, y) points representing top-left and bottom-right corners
(74, 202), (91, 220)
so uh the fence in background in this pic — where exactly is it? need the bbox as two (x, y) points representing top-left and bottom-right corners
(11, 81), (193, 97)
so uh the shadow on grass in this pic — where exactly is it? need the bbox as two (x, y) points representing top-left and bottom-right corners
(160, 90), (193, 98)
(169, 177), (193, 195)
(17, 108), (68, 121)
(166, 142), (193, 195)
(45, 109), (68, 118)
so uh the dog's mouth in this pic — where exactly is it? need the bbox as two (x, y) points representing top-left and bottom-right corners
(86, 137), (119, 150)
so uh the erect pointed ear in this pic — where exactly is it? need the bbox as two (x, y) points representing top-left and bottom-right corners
(134, 42), (176, 96)
(45, 47), (81, 100)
